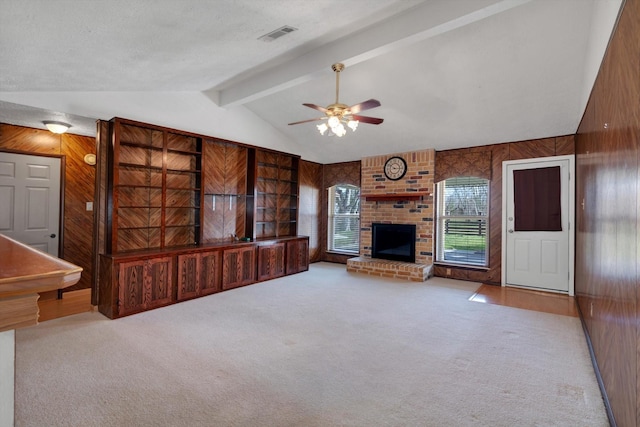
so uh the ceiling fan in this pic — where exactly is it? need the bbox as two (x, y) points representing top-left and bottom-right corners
(288, 63), (383, 137)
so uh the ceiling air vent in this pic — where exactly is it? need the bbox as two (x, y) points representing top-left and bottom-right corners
(258, 25), (298, 42)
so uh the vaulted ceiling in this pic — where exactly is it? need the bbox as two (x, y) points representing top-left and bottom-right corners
(0, 0), (622, 163)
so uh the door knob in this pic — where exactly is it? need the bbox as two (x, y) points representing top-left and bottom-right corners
(508, 229), (514, 233)
(49, 234), (56, 238)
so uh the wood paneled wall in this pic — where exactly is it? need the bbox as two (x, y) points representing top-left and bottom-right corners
(432, 135), (575, 284)
(0, 123), (96, 292)
(298, 160), (323, 262)
(202, 140), (249, 243)
(575, 0), (639, 425)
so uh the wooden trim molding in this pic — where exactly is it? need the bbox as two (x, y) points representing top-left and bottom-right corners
(362, 193), (425, 202)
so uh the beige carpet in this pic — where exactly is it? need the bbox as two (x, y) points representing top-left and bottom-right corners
(15, 262), (607, 426)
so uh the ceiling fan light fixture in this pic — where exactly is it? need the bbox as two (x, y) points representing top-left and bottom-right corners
(333, 123), (346, 137)
(317, 123), (328, 135)
(347, 120), (359, 131)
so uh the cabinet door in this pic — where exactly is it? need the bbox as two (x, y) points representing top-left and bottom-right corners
(222, 246), (256, 290)
(257, 243), (286, 281)
(118, 259), (147, 316)
(177, 253), (200, 301)
(117, 256), (173, 316)
(144, 256), (174, 310)
(200, 250), (222, 296)
(238, 246), (257, 285)
(297, 239), (309, 273)
(286, 239), (309, 275)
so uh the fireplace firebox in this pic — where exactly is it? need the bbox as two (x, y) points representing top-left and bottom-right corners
(371, 223), (416, 263)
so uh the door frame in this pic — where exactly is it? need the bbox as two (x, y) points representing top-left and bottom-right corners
(501, 154), (575, 295)
(0, 149), (65, 257)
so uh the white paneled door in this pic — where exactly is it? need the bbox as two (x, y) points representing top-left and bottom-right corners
(503, 156), (575, 295)
(0, 152), (61, 256)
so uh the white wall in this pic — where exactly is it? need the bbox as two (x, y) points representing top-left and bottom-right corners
(0, 330), (15, 426)
(0, 91), (307, 158)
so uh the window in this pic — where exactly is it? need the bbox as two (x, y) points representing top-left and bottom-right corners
(328, 184), (360, 253)
(436, 177), (489, 266)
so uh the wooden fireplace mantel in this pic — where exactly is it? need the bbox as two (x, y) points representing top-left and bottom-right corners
(362, 193), (427, 202)
(0, 234), (82, 331)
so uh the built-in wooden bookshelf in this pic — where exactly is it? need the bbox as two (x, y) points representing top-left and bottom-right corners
(108, 119), (202, 253)
(255, 150), (299, 239)
(96, 118), (308, 320)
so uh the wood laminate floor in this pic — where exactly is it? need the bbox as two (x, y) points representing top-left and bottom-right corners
(469, 284), (578, 317)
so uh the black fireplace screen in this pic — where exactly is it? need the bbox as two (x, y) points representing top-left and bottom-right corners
(372, 223), (416, 263)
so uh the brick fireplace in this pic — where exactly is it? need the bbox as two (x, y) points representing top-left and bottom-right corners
(347, 149), (435, 281)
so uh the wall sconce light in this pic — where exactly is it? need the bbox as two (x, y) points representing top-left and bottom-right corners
(43, 121), (71, 134)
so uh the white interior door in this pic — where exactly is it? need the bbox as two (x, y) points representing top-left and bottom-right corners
(0, 152), (61, 256)
(502, 156), (574, 295)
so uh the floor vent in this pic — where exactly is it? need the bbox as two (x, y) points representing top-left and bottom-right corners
(258, 25), (298, 42)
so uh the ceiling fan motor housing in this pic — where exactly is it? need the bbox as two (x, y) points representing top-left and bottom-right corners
(327, 103), (350, 118)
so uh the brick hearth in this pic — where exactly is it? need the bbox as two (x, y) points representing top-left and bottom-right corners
(346, 257), (433, 282)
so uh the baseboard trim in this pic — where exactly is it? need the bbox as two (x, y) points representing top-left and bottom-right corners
(576, 302), (616, 427)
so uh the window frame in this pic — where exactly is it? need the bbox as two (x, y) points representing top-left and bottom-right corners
(327, 184), (360, 255)
(435, 177), (490, 268)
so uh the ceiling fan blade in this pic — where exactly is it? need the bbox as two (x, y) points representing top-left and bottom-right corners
(349, 99), (381, 114)
(303, 103), (328, 113)
(288, 117), (325, 126)
(351, 114), (384, 125)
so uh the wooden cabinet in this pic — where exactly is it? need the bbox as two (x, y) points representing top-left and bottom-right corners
(222, 246), (257, 290)
(105, 118), (202, 253)
(99, 238), (307, 319)
(286, 238), (309, 275)
(176, 250), (222, 301)
(99, 256), (174, 318)
(176, 253), (199, 301)
(257, 242), (286, 281)
(200, 250), (222, 296)
(255, 150), (299, 239)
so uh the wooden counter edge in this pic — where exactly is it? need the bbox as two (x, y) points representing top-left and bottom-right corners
(0, 234), (82, 332)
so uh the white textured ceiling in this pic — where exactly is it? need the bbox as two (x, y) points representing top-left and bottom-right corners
(0, 0), (622, 163)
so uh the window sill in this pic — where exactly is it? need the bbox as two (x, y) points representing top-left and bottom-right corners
(434, 262), (489, 271)
(326, 250), (359, 256)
